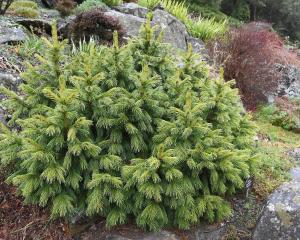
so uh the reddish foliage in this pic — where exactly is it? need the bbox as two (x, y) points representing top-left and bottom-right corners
(55, 0), (76, 17)
(209, 22), (300, 109)
(69, 9), (125, 44)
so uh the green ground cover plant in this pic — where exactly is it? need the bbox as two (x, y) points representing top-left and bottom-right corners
(256, 98), (300, 132)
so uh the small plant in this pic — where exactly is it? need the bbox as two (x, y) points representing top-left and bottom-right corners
(162, 0), (189, 23)
(18, 33), (45, 60)
(102, 0), (122, 6)
(75, 0), (106, 14)
(256, 97), (300, 132)
(69, 9), (124, 44)
(138, 0), (160, 9)
(10, 0), (37, 9)
(0, 0), (14, 14)
(55, 0), (76, 17)
(8, 0), (39, 17)
(187, 17), (228, 41)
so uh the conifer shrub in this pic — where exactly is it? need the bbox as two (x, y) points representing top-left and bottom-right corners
(0, 21), (257, 231)
(68, 9), (124, 44)
(208, 22), (300, 108)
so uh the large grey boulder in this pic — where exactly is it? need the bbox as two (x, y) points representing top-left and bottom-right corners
(152, 9), (189, 51)
(0, 72), (21, 93)
(103, 10), (146, 38)
(0, 19), (27, 44)
(114, 3), (148, 18)
(102, 6), (191, 51)
(253, 180), (300, 240)
(268, 64), (300, 102)
(16, 18), (53, 35)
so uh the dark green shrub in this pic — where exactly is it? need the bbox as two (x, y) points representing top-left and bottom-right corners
(0, 21), (256, 231)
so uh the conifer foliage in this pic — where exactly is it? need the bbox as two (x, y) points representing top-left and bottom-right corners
(0, 21), (256, 230)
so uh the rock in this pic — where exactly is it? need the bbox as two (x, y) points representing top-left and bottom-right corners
(41, 0), (55, 8)
(0, 18), (27, 44)
(57, 15), (77, 37)
(57, 7), (201, 52)
(186, 36), (210, 57)
(0, 72), (21, 125)
(288, 148), (300, 162)
(290, 167), (300, 182)
(106, 236), (131, 240)
(253, 180), (300, 240)
(0, 108), (7, 125)
(268, 64), (300, 102)
(143, 231), (179, 240)
(105, 231), (179, 240)
(152, 9), (188, 51)
(114, 3), (148, 18)
(15, 18), (53, 35)
(103, 10), (146, 39)
(39, 8), (61, 19)
(195, 224), (227, 240)
(0, 72), (22, 97)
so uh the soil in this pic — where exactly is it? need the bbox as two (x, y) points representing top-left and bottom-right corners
(0, 174), (70, 240)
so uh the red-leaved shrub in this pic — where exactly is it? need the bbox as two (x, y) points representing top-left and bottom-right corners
(69, 9), (124, 44)
(55, 0), (76, 17)
(209, 22), (300, 109)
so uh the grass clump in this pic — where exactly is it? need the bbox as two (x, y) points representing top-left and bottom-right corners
(17, 33), (45, 59)
(10, 0), (37, 9)
(75, 0), (107, 14)
(186, 17), (228, 41)
(9, 0), (39, 17)
(252, 118), (300, 199)
(161, 0), (189, 23)
(103, 0), (122, 6)
(138, 0), (160, 9)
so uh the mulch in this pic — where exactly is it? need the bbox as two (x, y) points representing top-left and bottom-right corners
(0, 175), (71, 240)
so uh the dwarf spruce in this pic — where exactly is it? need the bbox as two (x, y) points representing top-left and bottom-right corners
(0, 21), (256, 231)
